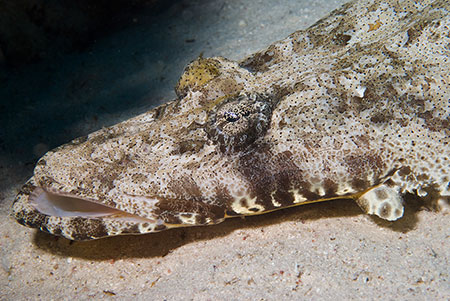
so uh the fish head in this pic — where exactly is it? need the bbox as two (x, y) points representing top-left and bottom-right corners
(12, 55), (393, 240)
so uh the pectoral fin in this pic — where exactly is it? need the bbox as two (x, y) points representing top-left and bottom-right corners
(355, 184), (404, 221)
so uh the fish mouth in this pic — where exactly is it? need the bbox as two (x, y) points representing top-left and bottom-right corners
(12, 178), (167, 240)
(29, 187), (151, 222)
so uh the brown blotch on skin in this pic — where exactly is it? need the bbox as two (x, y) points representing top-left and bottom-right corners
(131, 173), (147, 184)
(273, 187), (295, 205)
(297, 184), (321, 201)
(237, 148), (277, 207)
(272, 171), (296, 206)
(96, 169), (120, 192)
(239, 46), (276, 72)
(404, 19), (432, 47)
(194, 214), (207, 225)
(332, 33), (352, 46)
(318, 23), (354, 48)
(345, 154), (384, 189)
(323, 178), (338, 196)
(154, 224), (167, 232)
(352, 135), (370, 149)
(176, 140), (205, 155)
(68, 217), (109, 240)
(352, 178), (371, 191)
(370, 111), (393, 123)
(375, 188), (388, 200)
(271, 84), (295, 102)
(306, 33), (329, 48)
(416, 174), (430, 181)
(306, 7), (354, 49)
(353, 83), (386, 111)
(208, 203), (227, 221)
(398, 166), (412, 176)
(93, 154), (137, 192)
(379, 202), (392, 219)
(214, 184), (235, 208)
(167, 175), (204, 201)
(418, 111), (450, 133)
(157, 211), (183, 225)
(36, 175), (58, 189)
(237, 148), (305, 210)
(289, 30), (313, 54)
(15, 209), (41, 228)
(403, 95), (425, 111)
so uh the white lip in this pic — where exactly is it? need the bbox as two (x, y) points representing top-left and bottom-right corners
(28, 187), (158, 223)
(29, 187), (124, 218)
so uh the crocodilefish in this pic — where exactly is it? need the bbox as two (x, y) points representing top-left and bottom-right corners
(13, 0), (450, 240)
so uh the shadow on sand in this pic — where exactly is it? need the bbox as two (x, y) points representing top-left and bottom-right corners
(32, 196), (424, 260)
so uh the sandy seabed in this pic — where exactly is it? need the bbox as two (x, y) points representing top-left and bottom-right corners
(1, 0), (449, 299)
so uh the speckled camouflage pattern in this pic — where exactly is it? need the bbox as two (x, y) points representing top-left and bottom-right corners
(13, 0), (450, 240)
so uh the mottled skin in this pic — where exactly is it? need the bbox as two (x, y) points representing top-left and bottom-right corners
(13, 0), (450, 240)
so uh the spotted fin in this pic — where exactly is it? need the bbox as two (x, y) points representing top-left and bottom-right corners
(355, 184), (404, 221)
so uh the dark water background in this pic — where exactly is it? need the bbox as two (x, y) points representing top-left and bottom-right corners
(0, 0), (345, 177)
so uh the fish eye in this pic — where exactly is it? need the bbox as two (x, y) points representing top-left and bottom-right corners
(205, 93), (273, 153)
(224, 111), (240, 122)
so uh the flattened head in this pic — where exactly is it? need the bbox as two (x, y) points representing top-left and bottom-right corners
(12, 0), (450, 240)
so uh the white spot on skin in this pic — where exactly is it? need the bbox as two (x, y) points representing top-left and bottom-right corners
(270, 191), (282, 207)
(231, 196), (265, 214)
(289, 189), (307, 204)
(178, 213), (198, 225)
(354, 86), (366, 97)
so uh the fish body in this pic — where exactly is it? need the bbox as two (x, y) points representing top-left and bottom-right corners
(13, 0), (450, 240)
